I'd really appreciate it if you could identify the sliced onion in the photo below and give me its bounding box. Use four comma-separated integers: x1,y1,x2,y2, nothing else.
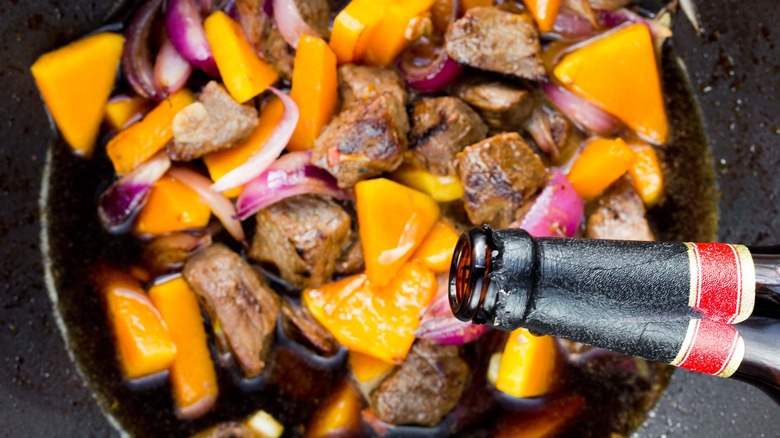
235,152,350,220
551,8,597,39
596,8,673,39
122,0,166,100
211,87,299,193
166,0,219,76
416,274,489,345
524,107,559,159
272,0,319,48
167,167,246,243
680,0,702,34
98,152,171,233
154,36,193,96
399,38,463,93
541,81,619,135
515,170,584,238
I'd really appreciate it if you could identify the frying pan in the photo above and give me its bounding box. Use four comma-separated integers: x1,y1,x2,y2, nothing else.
1,0,778,436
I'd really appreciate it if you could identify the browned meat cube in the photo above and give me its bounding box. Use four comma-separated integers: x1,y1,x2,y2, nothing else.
169,81,259,161
295,0,331,39
339,64,409,109
313,93,410,188
370,340,469,427
452,76,534,133
405,97,488,177
280,298,339,356
454,132,548,228
335,229,364,276
260,20,294,80
183,244,280,378
445,7,545,80
249,195,352,289
585,177,655,241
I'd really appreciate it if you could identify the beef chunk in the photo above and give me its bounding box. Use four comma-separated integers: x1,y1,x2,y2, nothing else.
295,0,331,39
585,177,655,241
169,81,258,161
249,195,352,289
405,97,487,177
313,93,409,188
445,7,545,80
452,76,534,133
335,228,364,276
260,20,295,80
183,244,280,377
370,340,469,427
280,298,339,356
454,133,548,228
338,64,409,109
141,231,212,277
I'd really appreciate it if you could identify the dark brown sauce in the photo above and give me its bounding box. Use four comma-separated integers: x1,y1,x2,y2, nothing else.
41,33,716,438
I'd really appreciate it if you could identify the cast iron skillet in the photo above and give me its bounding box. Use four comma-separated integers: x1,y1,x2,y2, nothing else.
1,0,778,436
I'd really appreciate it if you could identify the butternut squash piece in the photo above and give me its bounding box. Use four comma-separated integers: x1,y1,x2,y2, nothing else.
553,24,668,144
567,137,636,201
389,165,465,202
107,89,194,175
303,260,437,363
628,142,665,206
412,220,460,273
30,32,124,157
355,178,440,287
460,0,493,10
288,35,338,151
329,0,387,64
105,95,149,131
525,0,562,32
134,175,211,235
495,328,558,398
364,0,436,67
149,277,218,419
349,351,395,384
204,11,279,103
306,380,363,438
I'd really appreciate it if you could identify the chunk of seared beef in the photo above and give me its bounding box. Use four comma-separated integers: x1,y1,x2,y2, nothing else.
370,340,469,427
313,93,409,188
445,7,545,80
405,97,487,177
141,231,212,277
452,76,534,133
260,20,295,80
454,133,548,228
338,65,409,109
585,177,655,241
280,298,339,356
295,0,331,39
249,195,352,289
169,82,259,161
335,228,364,276
183,244,280,377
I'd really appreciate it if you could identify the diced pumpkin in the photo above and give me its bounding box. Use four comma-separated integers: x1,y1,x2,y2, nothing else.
149,277,218,419
628,142,665,206
349,351,395,384
389,164,465,202
107,89,194,175
134,175,211,236
329,0,388,64
288,35,338,151
495,328,558,398
364,0,437,67
553,24,668,144
204,97,285,198
204,11,279,103
355,178,440,286
305,380,363,438
30,32,124,157
525,0,562,32
303,260,437,364
105,95,150,131
94,267,176,380
413,220,460,273
495,395,585,438
460,0,493,10
566,137,635,201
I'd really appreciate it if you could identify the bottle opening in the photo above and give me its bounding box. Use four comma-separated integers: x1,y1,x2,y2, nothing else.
449,227,492,323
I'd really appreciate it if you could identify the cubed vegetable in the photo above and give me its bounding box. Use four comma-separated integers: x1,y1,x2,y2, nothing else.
389,164,465,202
303,260,437,363
30,32,124,157
134,175,211,235
553,24,668,144
460,0,493,10
525,0,562,32
356,178,440,286
567,137,636,201
628,142,665,206
105,95,150,131
329,0,387,64
204,11,279,103
364,0,436,67
149,277,218,419
305,380,363,438
495,329,558,398
413,220,460,273
349,351,395,384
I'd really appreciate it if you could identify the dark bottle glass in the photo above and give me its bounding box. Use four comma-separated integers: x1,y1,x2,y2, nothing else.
449,226,780,403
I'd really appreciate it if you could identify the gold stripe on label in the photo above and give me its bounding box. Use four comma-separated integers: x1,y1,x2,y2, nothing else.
683,243,700,310
718,335,745,378
670,319,698,367
732,245,756,324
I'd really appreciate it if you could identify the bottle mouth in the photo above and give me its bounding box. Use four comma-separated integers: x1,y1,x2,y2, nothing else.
449,226,492,323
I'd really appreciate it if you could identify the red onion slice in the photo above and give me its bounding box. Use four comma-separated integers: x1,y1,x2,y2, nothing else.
515,170,584,238
416,275,489,345
596,8,673,39
235,152,350,220
122,0,166,100
211,87,300,193
399,38,463,93
541,81,619,135
551,7,598,39
167,167,246,243
98,152,171,233
166,0,219,76
272,0,319,48
154,36,193,96
524,107,559,159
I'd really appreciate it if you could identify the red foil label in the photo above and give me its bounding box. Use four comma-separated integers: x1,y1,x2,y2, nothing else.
670,318,744,377
685,243,755,324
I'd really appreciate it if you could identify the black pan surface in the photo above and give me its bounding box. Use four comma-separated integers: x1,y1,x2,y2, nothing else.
0,0,778,436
